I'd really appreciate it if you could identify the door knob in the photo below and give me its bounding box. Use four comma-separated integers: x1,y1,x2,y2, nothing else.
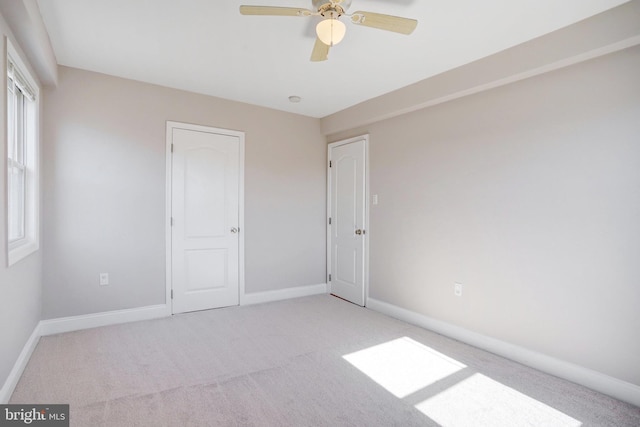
355,229,363,235
230,227,239,234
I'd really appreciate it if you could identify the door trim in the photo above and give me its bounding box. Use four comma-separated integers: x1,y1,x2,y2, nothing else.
327,134,370,305
166,121,245,314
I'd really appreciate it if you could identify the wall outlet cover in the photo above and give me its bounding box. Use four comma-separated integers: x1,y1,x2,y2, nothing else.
454,282,463,297
99,273,109,286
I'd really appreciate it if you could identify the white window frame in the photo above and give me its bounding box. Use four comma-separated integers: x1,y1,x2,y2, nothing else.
6,39,39,266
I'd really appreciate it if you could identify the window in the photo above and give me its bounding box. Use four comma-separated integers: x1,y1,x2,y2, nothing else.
6,41,39,266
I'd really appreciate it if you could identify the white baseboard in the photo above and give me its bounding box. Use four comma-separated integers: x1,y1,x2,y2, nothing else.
0,324,41,404
242,283,327,306
39,304,170,336
366,297,640,408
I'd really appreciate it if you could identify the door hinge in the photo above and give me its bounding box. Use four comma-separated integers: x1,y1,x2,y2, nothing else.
329,160,332,168
170,217,174,226
328,217,332,225
328,274,332,282
171,144,174,153
171,289,173,299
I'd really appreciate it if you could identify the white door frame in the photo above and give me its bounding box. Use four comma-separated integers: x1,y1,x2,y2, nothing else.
165,121,245,313
327,134,370,305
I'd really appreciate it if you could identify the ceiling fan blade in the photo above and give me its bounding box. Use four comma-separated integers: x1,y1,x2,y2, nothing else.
351,11,418,35
240,6,311,17
310,38,330,62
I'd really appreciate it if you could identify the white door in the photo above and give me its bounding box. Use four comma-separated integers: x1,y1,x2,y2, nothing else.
169,123,242,314
328,136,367,306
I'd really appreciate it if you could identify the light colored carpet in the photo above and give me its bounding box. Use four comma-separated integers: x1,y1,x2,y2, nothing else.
10,295,640,426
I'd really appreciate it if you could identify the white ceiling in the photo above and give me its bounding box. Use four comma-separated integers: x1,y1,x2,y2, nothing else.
36,0,629,118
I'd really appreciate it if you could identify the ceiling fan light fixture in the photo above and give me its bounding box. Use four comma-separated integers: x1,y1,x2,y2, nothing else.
316,17,346,46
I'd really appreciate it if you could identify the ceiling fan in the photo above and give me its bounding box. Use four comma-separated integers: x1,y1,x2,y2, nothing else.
240,0,418,62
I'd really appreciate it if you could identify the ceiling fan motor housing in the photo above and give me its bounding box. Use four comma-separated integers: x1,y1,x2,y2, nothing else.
313,0,351,14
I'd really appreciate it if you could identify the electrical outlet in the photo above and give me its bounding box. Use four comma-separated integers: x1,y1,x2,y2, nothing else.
454,282,463,297
99,273,109,286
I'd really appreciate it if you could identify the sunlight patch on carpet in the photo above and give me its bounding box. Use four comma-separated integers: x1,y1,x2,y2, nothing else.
342,337,466,398
415,373,582,426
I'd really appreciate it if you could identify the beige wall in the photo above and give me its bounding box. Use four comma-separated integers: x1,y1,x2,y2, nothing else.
42,66,326,319
329,46,640,386
0,17,42,393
